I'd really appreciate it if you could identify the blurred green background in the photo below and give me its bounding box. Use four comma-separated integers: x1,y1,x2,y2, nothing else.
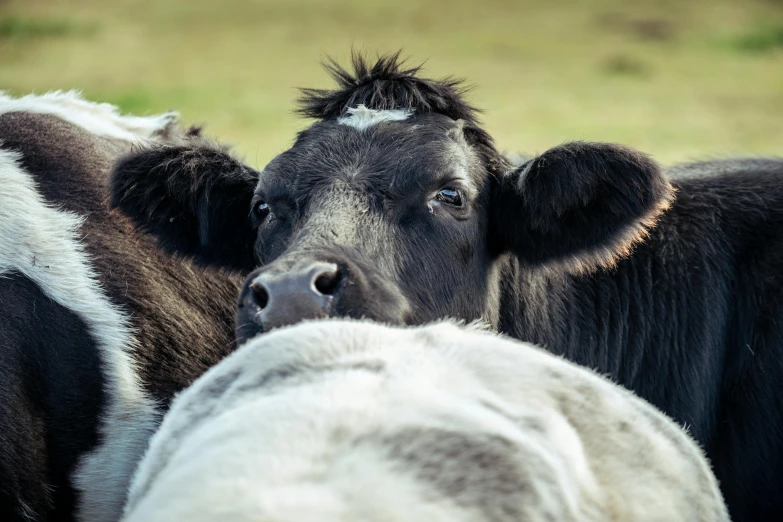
1,0,781,167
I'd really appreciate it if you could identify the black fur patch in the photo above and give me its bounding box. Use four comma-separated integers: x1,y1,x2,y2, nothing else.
491,141,674,272
109,139,260,272
0,273,104,521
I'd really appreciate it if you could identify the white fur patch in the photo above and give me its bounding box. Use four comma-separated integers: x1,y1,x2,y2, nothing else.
0,150,160,522
124,319,729,522
0,90,178,141
336,104,413,131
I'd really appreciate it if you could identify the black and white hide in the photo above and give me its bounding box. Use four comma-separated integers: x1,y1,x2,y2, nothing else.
0,91,249,521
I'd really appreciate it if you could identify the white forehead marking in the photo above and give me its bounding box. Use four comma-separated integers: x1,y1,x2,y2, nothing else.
337,104,413,131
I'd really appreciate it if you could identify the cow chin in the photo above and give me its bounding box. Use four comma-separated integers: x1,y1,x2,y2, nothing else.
234,255,413,346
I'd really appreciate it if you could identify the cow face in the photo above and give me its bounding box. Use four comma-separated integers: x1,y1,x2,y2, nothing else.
233,111,495,342
110,54,673,345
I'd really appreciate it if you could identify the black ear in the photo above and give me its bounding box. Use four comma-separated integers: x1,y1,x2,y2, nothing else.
490,141,674,273
108,140,259,272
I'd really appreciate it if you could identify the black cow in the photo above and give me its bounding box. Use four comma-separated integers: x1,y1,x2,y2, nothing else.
0,91,249,521
110,54,783,522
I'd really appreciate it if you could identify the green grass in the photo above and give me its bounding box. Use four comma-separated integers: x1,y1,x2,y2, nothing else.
729,23,783,52
0,15,94,39
0,0,781,167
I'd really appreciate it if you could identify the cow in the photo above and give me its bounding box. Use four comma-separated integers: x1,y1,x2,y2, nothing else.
109,53,783,522
122,319,729,522
0,91,250,521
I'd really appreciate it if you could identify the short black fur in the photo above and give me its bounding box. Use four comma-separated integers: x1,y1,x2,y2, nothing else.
491,141,673,272
0,273,104,521
109,140,260,272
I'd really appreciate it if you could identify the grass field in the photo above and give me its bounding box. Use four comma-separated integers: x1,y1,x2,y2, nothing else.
1,0,781,167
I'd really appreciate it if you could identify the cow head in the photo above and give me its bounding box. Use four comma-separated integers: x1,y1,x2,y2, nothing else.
110,53,673,345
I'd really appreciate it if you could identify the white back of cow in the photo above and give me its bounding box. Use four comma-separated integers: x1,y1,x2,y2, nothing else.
0,90,178,141
123,320,728,522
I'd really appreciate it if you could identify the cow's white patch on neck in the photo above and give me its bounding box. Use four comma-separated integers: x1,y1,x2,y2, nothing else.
0,90,178,141
337,104,413,131
0,150,160,522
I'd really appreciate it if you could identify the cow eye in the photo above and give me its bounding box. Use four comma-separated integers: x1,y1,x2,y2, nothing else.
435,188,463,207
254,201,271,220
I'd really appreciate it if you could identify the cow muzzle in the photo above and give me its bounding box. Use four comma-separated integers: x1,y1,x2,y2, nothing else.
236,260,340,343
235,254,413,345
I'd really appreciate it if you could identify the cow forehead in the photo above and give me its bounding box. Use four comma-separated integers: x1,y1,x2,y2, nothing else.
260,114,480,196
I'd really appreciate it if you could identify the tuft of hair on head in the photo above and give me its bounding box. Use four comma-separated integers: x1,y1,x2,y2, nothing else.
297,50,510,174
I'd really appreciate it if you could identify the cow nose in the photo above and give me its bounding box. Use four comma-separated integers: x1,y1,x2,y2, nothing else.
237,262,341,342
250,262,341,311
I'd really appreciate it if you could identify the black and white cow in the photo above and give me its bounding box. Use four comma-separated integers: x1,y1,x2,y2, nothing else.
0,91,250,521
110,54,783,522
122,319,729,522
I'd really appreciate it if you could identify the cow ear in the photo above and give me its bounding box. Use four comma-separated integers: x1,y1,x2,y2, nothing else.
108,141,259,272
490,142,673,273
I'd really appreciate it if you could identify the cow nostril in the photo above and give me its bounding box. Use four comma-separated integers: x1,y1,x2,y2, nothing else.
250,282,269,309
314,269,341,296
